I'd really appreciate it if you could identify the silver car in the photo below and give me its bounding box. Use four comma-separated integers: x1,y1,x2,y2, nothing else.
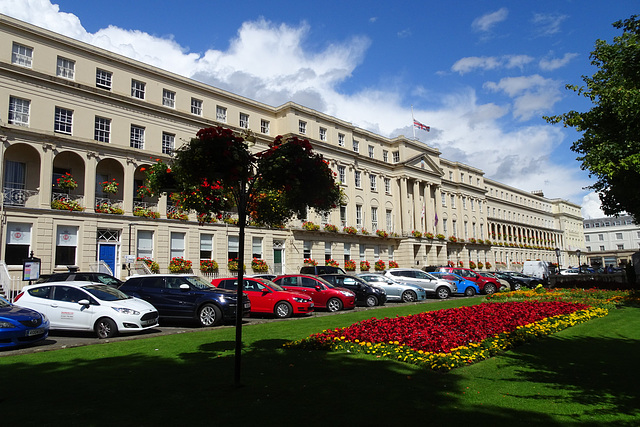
357,273,427,302
383,268,457,299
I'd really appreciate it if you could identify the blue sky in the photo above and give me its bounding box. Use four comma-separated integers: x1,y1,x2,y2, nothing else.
2,0,638,218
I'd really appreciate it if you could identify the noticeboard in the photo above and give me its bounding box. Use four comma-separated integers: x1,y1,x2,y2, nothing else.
22,256,41,282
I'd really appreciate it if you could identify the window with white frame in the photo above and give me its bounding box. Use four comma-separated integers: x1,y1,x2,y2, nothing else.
56,56,75,79
359,243,365,260
228,235,239,260
96,69,112,90
12,43,33,67
471,199,475,211
585,235,591,242
170,232,186,260
451,195,455,208
389,245,394,260
94,116,111,143
384,178,391,194
617,244,624,250
343,243,351,262
356,205,363,227
386,210,392,231
131,79,145,99
352,139,359,153
452,219,457,236
354,171,361,188
616,233,623,239
340,205,347,227
239,113,249,129
5,222,31,265
137,230,153,259
54,107,73,134
260,119,270,134
374,245,379,259
599,234,604,241
162,132,175,155
200,234,214,260
325,242,332,262
55,226,78,266
4,161,26,192
464,221,468,239
369,174,377,191
303,241,312,259
462,197,466,209
383,150,388,162
299,120,306,134
191,98,202,116
338,133,345,147
130,125,145,149
478,200,482,213
216,106,227,122
371,207,378,230
443,218,448,234
368,145,374,158
8,96,30,126
319,127,327,141
162,89,176,108
441,193,446,206
338,166,346,184
600,245,605,251
392,151,399,162
252,237,263,259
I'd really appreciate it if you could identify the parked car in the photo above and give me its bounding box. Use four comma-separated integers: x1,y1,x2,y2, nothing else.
319,274,387,307
211,277,314,318
495,271,544,289
426,266,500,295
356,273,427,302
14,281,158,338
481,272,511,291
429,272,480,296
246,273,278,281
383,268,456,299
0,295,49,348
35,271,123,288
299,265,346,275
272,274,356,312
522,261,552,283
119,274,250,327
559,268,580,275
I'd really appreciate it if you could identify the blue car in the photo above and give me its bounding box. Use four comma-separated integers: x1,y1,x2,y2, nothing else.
0,296,49,348
430,272,480,297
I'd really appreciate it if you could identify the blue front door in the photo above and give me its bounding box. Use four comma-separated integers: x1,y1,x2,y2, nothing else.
99,244,117,275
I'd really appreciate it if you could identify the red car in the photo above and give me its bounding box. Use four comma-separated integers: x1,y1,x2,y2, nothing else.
211,277,314,318
272,274,356,312
432,267,501,294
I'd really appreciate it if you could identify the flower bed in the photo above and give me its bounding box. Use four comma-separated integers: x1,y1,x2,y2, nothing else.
286,298,609,371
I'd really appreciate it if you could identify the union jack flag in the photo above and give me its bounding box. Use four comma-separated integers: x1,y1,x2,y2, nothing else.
413,119,430,132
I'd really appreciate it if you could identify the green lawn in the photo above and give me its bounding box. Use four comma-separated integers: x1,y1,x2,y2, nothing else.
2,297,639,426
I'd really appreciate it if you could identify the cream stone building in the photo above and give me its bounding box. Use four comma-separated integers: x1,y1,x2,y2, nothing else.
0,15,584,295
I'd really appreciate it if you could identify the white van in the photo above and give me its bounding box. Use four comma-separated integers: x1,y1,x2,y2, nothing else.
522,261,551,283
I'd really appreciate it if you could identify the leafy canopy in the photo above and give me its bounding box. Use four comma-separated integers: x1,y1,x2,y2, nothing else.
545,15,640,224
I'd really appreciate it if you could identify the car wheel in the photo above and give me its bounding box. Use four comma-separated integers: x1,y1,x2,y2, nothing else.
198,303,222,327
464,286,476,297
435,286,451,299
483,283,497,295
94,317,117,339
274,301,293,318
401,290,417,303
511,282,522,291
326,297,343,312
365,295,378,307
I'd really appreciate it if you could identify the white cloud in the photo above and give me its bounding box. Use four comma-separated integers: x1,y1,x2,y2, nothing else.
539,53,579,71
472,8,508,32
581,192,605,219
532,13,568,37
452,55,533,74
484,75,563,120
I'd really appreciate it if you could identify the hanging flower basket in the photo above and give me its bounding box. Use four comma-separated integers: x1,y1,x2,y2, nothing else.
325,259,339,267
388,260,399,269
304,258,318,266
360,260,371,271
344,259,356,271
57,173,78,191
374,260,386,271
101,179,119,194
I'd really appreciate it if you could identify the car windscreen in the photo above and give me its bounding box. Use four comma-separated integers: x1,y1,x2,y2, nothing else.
258,279,285,291
96,275,122,287
184,276,216,289
0,296,10,308
84,284,131,301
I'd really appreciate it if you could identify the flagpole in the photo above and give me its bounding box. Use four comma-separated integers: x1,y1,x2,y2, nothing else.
411,105,416,140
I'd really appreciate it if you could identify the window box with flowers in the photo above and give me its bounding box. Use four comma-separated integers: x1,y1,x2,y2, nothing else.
457,261,464,267
133,206,160,218
324,223,338,232
57,172,78,191
325,259,339,267
388,260,399,269
168,257,192,273
137,257,160,273
425,232,434,239
95,202,124,215
197,212,217,224
376,230,388,238
222,216,238,225
447,260,454,267
436,234,445,240
344,259,356,271
302,221,320,231
343,226,357,235
303,258,318,266
101,179,119,194
200,259,219,273
485,262,492,269
360,228,370,235
360,260,371,271
411,230,422,238
448,235,458,243
228,258,245,272
167,211,189,221
51,198,84,211
477,261,484,269
469,260,477,269
252,258,269,272
468,238,477,244
374,259,386,271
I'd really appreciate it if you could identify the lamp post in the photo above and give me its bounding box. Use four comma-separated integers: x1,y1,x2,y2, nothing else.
576,249,581,274
554,247,561,273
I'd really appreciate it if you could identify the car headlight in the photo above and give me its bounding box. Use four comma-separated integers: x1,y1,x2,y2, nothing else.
0,320,16,329
340,291,355,297
293,297,310,303
112,307,140,315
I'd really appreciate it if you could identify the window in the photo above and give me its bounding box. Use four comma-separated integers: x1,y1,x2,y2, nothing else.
94,117,111,143
261,119,270,134
462,197,466,209
616,233,623,239
389,245,394,261
162,132,175,155
354,171,361,188
162,89,176,108
586,246,591,252
369,174,377,191
368,145,374,158
130,125,145,149
239,113,249,129
343,243,351,263
131,79,145,99
56,56,75,79
392,151,400,162
8,96,30,126
374,245,380,259
96,69,112,90
371,207,378,230
228,235,240,260
471,199,475,211
54,107,73,134
353,139,359,153
449,171,453,180
191,98,202,115
252,237,263,259
299,120,306,134
585,235,591,242
4,161,26,192
12,43,33,67
338,133,345,147
340,205,347,227
598,234,604,241
600,245,605,251
170,232,186,260
452,219,457,236
441,193,446,206
216,106,227,122
383,150,388,162
319,127,327,141
460,173,464,182
384,178,391,194
5,223,31,265
338,166,346,184
359,244,365,260
386,210,392,231
356,205,363,227
137,230,153,259
617,244,624,250
451,195,455,208
443,218,448,234
325,242,332,262
303,241,312,259
55,226,78,266
478,201,482,213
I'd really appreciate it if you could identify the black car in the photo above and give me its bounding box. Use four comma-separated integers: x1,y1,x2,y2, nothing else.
119,274,251,327
36,271,123,288
319,274,387,307
496,271,545,289
299,265,346,275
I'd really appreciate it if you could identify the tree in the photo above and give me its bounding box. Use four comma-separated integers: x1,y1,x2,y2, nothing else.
545,15,640,224
143,126,341,384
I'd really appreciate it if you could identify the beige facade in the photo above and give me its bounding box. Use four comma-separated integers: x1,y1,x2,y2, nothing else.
0,15,583,294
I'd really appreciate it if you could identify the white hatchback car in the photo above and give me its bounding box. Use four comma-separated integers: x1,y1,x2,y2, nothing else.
14,281,159,338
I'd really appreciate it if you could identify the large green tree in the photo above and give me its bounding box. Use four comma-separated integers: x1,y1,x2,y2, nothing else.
545,15,640,223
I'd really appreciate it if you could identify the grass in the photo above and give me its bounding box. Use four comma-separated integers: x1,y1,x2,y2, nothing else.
1,295,639,426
